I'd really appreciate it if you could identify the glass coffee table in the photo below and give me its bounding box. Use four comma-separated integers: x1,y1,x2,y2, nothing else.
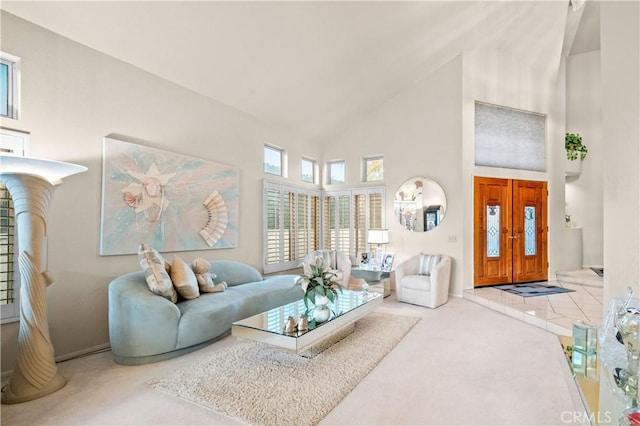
232,289,381,357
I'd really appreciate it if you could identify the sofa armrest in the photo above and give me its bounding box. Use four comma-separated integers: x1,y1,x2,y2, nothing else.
109,271,181,360
429,256,452,308
394,255,419,300
336,251,352,287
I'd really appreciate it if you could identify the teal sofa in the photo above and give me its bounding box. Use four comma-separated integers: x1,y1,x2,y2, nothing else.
108,260,303,365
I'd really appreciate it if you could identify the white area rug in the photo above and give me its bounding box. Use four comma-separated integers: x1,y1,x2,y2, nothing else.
147,312,419,426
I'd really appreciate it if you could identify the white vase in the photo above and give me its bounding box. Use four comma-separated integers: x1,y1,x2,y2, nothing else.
313,305,331,323
313,293,332,323
314,294,330,306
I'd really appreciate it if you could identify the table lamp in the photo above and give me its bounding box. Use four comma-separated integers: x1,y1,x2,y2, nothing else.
0,154,87,404
367,229,389,265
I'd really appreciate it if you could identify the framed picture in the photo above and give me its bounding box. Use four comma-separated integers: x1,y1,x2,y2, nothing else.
359,252,371,266
100,137,240,255
381,252,395,272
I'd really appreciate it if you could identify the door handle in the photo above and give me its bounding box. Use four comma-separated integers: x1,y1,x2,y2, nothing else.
508,235,519,239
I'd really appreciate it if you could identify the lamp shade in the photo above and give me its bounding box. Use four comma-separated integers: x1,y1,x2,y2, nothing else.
0,154,87,185
367,228,389,244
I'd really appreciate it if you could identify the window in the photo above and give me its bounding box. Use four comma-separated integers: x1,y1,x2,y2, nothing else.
0,128,29,323
264,145,284,176
323,188,385,260
363,156,384,182
301,157,315,183
328,160,345,184
1,52,20,120
475,102,546,172
263,181,320,273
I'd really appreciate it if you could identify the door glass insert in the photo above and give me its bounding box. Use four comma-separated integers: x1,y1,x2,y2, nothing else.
524,206,536,255
486,205,500,258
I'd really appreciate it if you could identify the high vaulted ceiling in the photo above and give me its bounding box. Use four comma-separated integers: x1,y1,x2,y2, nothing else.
2,1,585,142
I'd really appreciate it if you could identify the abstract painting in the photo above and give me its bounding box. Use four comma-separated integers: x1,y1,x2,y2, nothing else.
100,137,239,255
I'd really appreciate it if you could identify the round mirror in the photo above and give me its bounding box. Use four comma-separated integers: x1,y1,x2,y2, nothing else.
393,177,447,232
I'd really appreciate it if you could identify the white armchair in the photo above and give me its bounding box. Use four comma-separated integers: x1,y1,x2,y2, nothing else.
395,254,452,308
303,250,352,288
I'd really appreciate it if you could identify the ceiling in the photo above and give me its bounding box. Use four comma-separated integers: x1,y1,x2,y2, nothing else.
2,1,594,143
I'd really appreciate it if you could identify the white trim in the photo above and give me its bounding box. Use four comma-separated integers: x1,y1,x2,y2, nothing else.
0,51,21,120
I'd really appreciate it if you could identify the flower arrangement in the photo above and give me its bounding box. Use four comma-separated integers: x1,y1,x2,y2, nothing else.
296,255,343,309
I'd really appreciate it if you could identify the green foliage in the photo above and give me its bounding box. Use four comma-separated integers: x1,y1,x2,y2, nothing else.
565,133,588,161
296,256,343,310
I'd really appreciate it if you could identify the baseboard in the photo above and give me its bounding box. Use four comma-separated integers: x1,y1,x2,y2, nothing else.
56,343,111,363
1,343,112,380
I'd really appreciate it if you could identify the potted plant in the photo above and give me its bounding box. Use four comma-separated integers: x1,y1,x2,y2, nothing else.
296,255,343,322
565,133,588,175
566,133,588,161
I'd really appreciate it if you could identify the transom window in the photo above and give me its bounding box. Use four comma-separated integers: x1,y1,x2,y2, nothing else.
1,52,20,120
328,160,345,184
264,145,284,176
363,156,384,182
301,157,315,183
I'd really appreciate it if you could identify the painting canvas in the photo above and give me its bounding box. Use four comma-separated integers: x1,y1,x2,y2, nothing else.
100,137,239,255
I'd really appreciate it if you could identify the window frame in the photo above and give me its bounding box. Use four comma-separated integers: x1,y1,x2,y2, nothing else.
363,156,384,182
1,51,21,120
264,145,284,177
301,157,316,184
327,160,345,185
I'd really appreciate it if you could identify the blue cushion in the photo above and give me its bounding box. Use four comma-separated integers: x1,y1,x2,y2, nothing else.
209,260,263,287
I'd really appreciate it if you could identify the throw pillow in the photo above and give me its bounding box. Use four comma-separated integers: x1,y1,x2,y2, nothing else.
418,253,441,276
138,243,177,303
170,255,200,300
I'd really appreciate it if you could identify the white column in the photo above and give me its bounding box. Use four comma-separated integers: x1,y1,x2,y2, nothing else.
0,155,86,404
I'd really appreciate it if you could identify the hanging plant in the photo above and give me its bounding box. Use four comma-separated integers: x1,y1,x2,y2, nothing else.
565,133,588,161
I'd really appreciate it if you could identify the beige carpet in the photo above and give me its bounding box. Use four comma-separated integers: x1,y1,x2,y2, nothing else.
146,312,419,426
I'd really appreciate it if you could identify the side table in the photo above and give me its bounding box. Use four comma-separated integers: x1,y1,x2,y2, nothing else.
350,268,391,298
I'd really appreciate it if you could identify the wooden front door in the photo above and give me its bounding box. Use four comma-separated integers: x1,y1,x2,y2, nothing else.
474,177,548,287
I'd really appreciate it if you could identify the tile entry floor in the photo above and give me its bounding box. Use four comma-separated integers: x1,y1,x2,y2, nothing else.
463,278,603,336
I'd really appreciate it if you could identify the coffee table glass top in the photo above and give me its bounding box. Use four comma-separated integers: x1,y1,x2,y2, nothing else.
232,289,380,338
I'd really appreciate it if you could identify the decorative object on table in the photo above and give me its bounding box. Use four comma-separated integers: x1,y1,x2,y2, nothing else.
100,137,239,255
359,252,371,267
361,282,370,295
572,320,598,377
381,252,395,272
312,295,332,323
302,250,352,288
283,316,298,334
600,286,640,409
296,255,343,320
619,407,640,425
367,229,389,266
297,315,309,332
0,154,87,404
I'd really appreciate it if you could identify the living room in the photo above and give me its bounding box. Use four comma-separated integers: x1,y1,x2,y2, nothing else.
1,1,639,424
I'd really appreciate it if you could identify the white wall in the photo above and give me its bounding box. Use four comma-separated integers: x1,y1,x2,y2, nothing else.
322,56,464,296
0,12,319,372
462,49,568,288
599,1,640,420
565,50,603,268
